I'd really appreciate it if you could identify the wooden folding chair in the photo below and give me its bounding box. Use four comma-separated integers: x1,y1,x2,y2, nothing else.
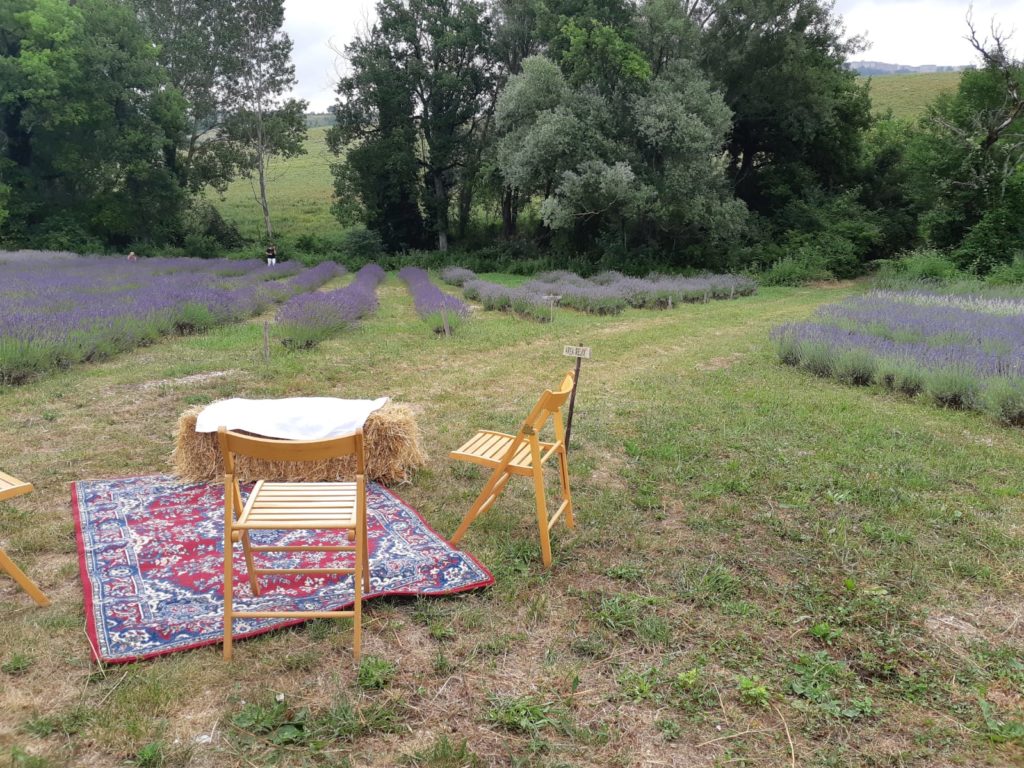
0,471,50,606
449,371,576,568
218,428,370,661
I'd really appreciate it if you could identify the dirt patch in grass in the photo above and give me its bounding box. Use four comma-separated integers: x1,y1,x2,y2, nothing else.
696,352,744,371
137,370,238,390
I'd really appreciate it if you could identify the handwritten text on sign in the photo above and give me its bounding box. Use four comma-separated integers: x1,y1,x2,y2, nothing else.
563,345,591,359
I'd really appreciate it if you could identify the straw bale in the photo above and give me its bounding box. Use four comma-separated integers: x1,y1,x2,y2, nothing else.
171,401,426,486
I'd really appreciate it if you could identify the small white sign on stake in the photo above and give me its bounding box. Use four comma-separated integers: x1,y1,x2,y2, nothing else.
563,345,591,359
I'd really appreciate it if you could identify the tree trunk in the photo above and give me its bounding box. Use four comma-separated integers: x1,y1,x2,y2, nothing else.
457,182,473,240
258,154,273,242
501,185,518,239
432,172,448,252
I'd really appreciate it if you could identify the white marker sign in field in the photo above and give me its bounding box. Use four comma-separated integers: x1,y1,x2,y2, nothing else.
563,345,591,359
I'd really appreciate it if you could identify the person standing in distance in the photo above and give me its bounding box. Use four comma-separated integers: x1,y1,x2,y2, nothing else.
265,243,277,266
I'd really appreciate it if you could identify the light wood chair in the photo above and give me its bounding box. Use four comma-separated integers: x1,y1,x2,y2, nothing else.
449,371,576,568
0,471,50,606
218,427,370,661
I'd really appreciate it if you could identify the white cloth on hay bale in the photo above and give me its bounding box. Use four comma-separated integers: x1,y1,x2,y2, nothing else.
194,397,389,440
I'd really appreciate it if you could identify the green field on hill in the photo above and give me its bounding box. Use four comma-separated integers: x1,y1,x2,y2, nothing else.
211,126,343,246
863,71,962,120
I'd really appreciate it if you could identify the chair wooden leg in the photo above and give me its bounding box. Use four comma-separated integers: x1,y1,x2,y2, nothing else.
558,447,574,529
532,466,553,569
451,469,511,546
0,550,50,606
352,522,363,662
360,519,370,594
224,523,234,661
240,530,260,597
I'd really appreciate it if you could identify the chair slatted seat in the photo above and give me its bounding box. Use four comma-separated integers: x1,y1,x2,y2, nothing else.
449,371,576,568
219,428,369,661
0,471,50,607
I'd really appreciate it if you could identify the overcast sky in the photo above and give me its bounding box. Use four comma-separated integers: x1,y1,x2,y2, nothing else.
283,0,1024,112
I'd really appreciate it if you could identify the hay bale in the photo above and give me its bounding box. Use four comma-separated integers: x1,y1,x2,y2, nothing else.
171,401,427,486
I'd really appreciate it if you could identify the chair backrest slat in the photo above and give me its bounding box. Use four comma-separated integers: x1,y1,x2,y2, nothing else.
218,428,365,472
522,370,575,436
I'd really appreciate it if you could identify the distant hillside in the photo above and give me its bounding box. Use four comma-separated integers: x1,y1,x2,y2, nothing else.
305,113,334,128
862,71,962,120
849,61,967,76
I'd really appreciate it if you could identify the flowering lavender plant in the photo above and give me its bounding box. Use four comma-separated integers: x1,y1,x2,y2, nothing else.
772,289,1024,427
275,263,383,349
0,251,331,384
398,267,470,334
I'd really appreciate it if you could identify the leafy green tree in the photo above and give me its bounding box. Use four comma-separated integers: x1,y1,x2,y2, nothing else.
131,0,244,192
219,0,306,243
698,0,871,214
907,25,1024,271
331,0,493,252
0,0,186,247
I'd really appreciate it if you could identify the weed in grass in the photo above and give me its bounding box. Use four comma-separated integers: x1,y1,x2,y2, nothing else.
231,698,309,745
592,594,671,647
737,676,770,709
485,695,569,735
429,620,456,641
605,563,644,582
525,593,549,626
616,666,663,702
2,654,33,675
568,632,609,658
401,734,481,767
357,655,397,690
655,718,682,742
677,562,743,604
432,650,455,676
313,694,406,741
131,741,168,768
809,622,843,644
280,649,320,672
978,697,1024,745
8,747,56,768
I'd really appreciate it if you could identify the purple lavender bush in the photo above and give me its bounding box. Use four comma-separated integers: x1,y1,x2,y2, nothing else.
772,290,1024,426
398,267,470,334
439,267,476,287
276,263,383,349
0,252,331,384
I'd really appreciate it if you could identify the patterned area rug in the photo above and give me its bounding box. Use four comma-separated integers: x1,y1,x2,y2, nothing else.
72,475,492,663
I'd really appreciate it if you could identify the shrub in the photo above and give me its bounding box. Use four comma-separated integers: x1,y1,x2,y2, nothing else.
925,368,981,410
760,254,832,286
983,378,1024,427
833,348,877,386
339,227,384,265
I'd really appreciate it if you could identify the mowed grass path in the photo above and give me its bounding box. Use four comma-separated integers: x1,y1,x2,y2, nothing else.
1,278,1023,767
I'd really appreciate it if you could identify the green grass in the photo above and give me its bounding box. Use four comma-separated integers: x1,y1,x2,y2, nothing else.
864,71,962,120
210,126,342,243
2,278,1024,765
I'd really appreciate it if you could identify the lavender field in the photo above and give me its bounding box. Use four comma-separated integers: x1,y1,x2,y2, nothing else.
275,263,385,349
0,252,334,384
773,290,1024,425
398,267,469,334
445,268,756,321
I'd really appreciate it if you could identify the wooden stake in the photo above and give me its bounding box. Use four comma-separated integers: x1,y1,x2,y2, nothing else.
564,351,583,453
441,306,451,338
263,321,270,363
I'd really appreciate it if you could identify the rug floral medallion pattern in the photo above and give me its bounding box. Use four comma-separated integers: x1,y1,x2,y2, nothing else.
72,475,493,662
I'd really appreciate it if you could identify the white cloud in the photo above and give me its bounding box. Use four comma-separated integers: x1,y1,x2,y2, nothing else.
836,0,1024,66
283,0,377,112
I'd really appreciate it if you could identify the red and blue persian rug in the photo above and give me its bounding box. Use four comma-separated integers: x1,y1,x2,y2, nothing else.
71,475,493,663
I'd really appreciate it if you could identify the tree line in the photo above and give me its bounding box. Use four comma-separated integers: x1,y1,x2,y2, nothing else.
1,0,1021,279
330,0,1023,276
0,0,304,252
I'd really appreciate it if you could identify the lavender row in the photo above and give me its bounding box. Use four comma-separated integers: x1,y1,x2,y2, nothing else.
275,264,384,349
397,268,470,334
444,267,755,320
0,253,329,384
772,290,1024,427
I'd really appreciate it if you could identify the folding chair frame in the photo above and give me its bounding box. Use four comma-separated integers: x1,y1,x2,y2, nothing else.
449,372,575,568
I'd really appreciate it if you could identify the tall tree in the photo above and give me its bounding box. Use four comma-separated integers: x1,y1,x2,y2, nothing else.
220,0,307,243
697,0,871,215
131,0,242,192
0,0,186,247
331,0,493,252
